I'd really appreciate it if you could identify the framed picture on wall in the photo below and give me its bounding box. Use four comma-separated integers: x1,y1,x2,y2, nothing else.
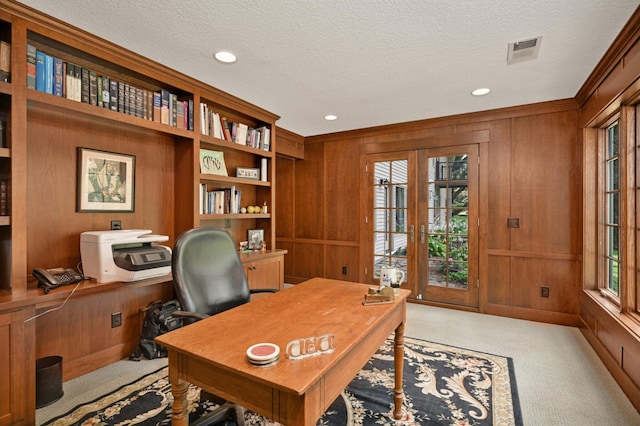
247,228,264,250
77,147,135,212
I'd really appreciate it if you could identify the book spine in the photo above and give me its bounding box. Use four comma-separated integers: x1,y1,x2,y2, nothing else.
97,76,103,107
80,67,89,102
35,51,46,92
153,91,161,122
109,79,118,111
89,70,97,105
117,81,126,112
102,75,110,108
160,90,169,125
0,179,7,216
171,93,177,127
188,99,194,131
43,54,53,94
53,57,63,96
73,64,82,101
135,87,143,118
26,44,37,89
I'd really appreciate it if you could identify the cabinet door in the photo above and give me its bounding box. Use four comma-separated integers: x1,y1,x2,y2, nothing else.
0,310,28,426
245,256,284,300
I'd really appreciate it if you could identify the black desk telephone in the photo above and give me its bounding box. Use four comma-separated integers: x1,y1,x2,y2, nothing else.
33,267,84,293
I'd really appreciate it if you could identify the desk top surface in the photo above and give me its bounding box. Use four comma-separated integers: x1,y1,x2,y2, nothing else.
156,277,410,394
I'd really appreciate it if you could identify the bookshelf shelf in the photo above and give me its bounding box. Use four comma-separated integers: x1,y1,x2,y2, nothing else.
201,213,270,220
200,133,274,158
199,174,270,187
26,88,195,138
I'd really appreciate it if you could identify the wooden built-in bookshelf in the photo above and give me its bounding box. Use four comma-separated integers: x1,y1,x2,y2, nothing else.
0,1,283,423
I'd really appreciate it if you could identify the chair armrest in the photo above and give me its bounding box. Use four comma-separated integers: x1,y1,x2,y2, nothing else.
172,310,210,321
249,288,278,294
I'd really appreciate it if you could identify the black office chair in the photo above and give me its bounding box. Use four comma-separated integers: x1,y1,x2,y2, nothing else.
171,227,277,426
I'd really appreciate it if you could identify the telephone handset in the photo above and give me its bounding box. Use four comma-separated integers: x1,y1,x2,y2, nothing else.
33,267,84,293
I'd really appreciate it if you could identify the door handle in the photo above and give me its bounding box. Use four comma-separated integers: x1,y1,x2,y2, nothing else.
410,224,414,244
420,224,425,244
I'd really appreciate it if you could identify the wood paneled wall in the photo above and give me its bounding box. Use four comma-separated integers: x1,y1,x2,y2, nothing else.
276,99,582,325
27,103,176,275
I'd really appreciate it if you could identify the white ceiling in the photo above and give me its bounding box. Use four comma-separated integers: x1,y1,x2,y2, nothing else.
16,0,640,137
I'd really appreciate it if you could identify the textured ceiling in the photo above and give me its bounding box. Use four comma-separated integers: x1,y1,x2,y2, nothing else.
16,0,640,137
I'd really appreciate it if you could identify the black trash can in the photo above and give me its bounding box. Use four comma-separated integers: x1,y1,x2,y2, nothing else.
36,356,64,408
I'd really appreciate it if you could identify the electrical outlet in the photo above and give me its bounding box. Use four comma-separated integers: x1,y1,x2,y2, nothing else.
540,286,550,298
507,217,520,228
111,220,122,230
342,266,348,275
111,312,122,328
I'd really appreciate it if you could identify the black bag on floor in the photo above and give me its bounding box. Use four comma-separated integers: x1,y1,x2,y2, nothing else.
129,299,182,361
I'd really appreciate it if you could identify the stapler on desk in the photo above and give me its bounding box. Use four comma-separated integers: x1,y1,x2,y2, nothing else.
363,286,395,305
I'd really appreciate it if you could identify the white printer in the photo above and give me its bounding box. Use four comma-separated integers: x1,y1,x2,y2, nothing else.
80,229,172,283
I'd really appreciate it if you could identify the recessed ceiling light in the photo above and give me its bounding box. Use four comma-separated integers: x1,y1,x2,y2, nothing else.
324,114,338,121
471,88,491,96
214,51,237,63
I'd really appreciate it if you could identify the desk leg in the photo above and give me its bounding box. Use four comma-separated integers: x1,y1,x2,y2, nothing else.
393,321,405,420
170,378,189,426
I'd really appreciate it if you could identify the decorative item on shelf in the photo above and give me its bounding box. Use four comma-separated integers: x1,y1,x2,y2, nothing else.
0,179,7,215
262,202,268,214
236,167,260,180
199,149,228,176
247,229,264,250
76,147,135,212
260,158,268,182
239,241,248,251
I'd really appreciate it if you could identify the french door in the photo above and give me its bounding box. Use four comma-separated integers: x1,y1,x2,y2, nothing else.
368,145,479,308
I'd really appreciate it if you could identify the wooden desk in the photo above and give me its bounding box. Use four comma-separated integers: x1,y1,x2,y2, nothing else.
156,277,411,425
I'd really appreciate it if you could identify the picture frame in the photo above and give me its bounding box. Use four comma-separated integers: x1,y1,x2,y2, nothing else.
236,166,260,180
247,228,264,250
77,147,135,212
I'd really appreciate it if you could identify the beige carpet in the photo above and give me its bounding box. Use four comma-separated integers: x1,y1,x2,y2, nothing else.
36,303,640,425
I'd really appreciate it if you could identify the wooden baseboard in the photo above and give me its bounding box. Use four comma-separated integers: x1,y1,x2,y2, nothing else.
62,343,129,381
579,321,640,412
482,303,581,326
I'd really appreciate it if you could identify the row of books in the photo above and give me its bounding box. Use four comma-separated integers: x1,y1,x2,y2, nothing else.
199,184,242,215
200,103,271,151
0,41,9,82
26,45,194,130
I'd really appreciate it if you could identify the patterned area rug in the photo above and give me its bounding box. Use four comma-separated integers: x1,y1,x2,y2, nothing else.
43,337,522,425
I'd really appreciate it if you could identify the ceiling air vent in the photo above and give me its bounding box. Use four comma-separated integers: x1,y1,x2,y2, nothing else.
507,36,542,64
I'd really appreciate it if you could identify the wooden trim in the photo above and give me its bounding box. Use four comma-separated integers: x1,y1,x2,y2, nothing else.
620,106,636,313
301,99,578,143
582,127,598,291
276,127,305,159
576,6,640,106
483,302,580,327
488,249,580,261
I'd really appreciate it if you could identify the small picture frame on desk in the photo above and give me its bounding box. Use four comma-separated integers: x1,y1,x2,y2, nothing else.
247,229,264,250
77,147,135,212
236,167,260,180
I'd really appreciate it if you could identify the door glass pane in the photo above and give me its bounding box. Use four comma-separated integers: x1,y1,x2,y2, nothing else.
373,160,408,279
426,155,469,289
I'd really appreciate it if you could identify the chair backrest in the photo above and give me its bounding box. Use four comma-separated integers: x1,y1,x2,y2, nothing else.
172,227,250,319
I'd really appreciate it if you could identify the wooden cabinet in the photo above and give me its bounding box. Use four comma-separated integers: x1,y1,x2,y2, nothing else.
0,1,284,423
0,309,32,426
241,250,287,297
